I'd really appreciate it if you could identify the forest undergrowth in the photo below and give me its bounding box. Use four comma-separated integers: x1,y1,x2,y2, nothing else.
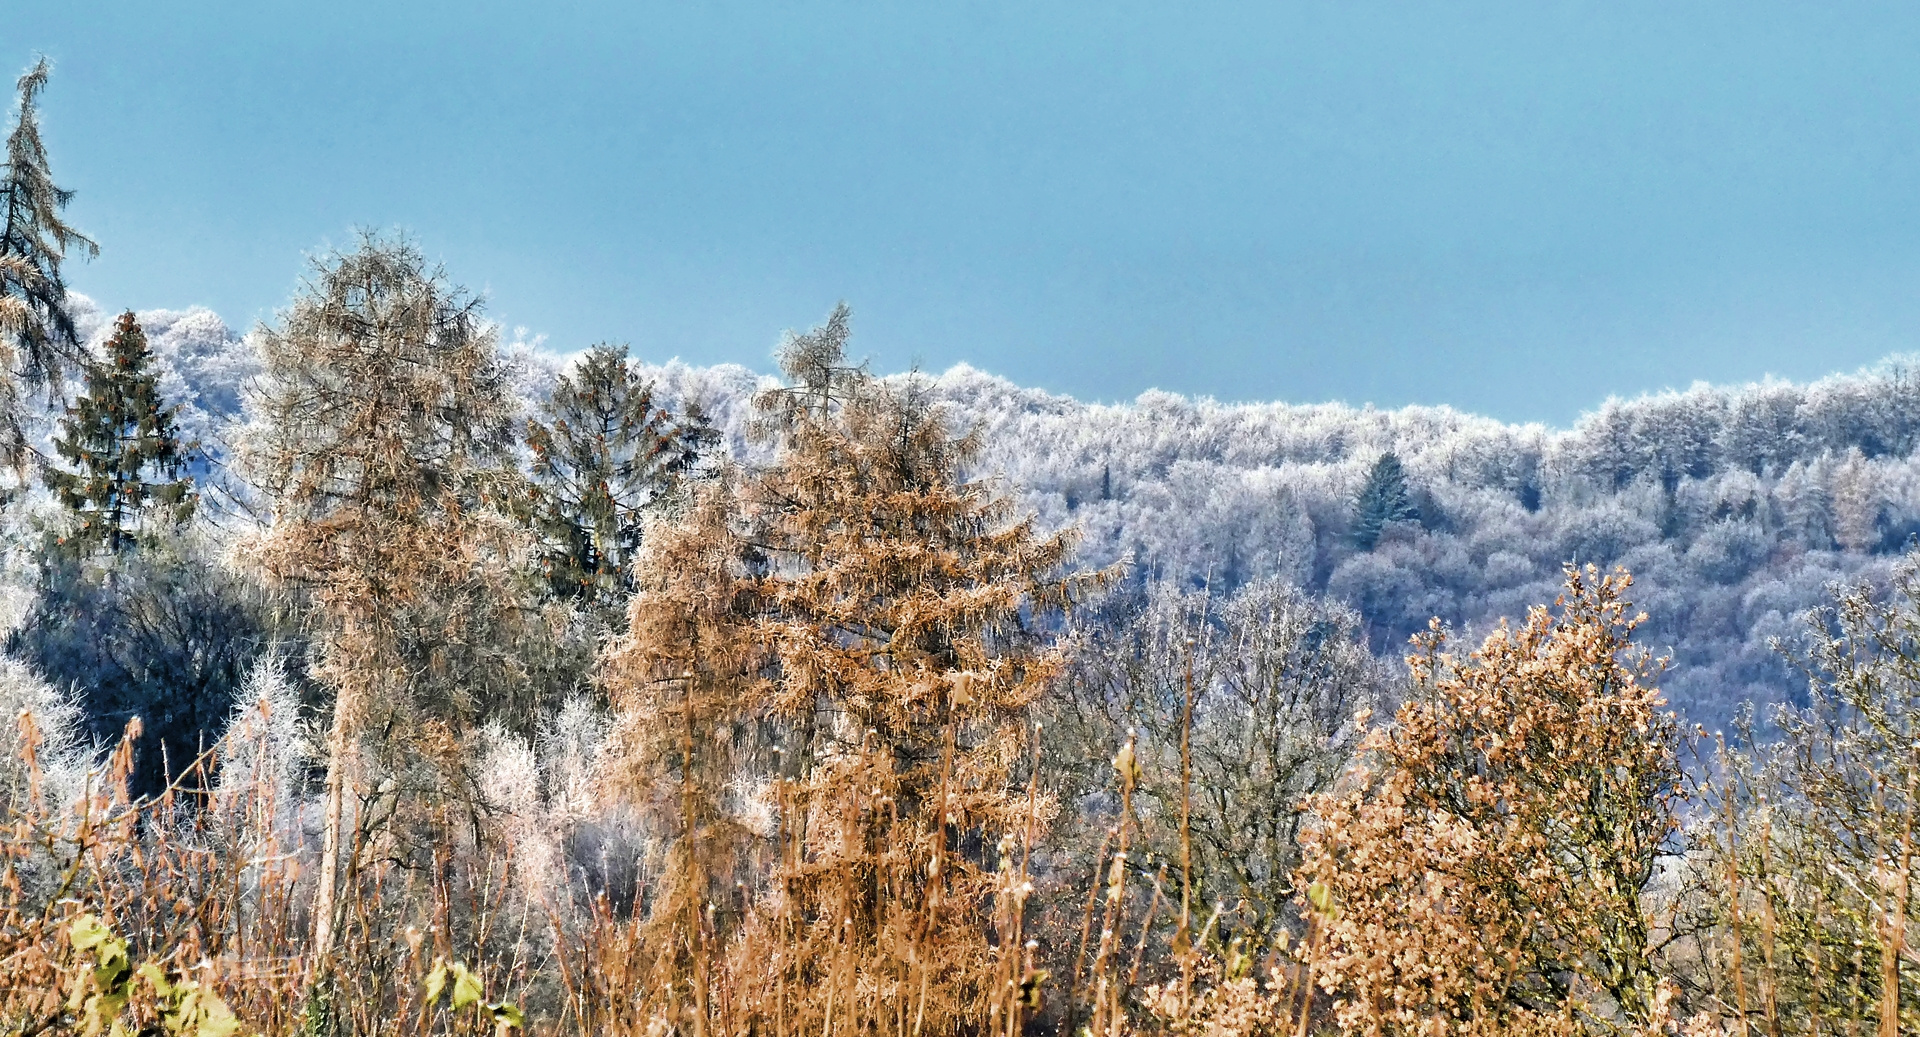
9,551,1920,1037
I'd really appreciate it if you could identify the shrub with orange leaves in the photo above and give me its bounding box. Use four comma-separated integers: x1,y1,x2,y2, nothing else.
1297,565,1683,1036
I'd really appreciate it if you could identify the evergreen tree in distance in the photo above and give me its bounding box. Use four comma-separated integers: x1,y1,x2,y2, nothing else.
525,343,715,612
1352,450,1418,550
44,311,195,553
0,57,96,468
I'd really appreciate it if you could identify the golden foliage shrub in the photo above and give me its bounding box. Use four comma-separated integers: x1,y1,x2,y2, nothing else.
1297,566,1683,1036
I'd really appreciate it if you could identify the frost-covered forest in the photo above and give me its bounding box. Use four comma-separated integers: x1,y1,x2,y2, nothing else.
15,52,1920,1037
46,293,1920,732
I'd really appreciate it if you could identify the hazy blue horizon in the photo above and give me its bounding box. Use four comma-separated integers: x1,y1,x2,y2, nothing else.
15,2,1920,424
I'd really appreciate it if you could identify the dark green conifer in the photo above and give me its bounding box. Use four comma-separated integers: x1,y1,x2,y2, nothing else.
1352,450,1418,550
525,343,714,611
0,58,96,469
44,311,195,552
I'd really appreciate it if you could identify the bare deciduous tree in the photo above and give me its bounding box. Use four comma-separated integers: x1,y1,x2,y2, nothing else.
1049,577,1386,954
1672,556,1920,1036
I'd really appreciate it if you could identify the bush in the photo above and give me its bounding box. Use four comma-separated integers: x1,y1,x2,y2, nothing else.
7,542,285,799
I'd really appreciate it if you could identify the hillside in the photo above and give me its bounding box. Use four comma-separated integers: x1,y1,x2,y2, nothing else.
67,296,1920,731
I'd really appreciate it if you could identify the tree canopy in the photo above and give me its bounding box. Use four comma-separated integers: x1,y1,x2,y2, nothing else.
44,311,195,553
525,342,713,614
1351,450,1419,550
0,57,95,469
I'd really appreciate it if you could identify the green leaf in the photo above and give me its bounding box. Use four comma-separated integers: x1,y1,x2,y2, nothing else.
193,991,244,1037
424,960,448,1005
94,951,132,995
83,990,129,1037
160,987,196,1035
136,962,173,998
488,1002,525,1033
70,913,114,953
450,964,484,1012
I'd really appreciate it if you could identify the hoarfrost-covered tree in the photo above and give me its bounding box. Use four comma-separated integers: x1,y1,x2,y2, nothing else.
1671,556,1920,1036
44,311,195,553
1050,577,1386,949
0,57,96,470
8,542,277,800
1830,447,1886,553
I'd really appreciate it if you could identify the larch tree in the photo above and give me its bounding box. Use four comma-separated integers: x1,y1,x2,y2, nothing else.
598,471,769,1035
602,305,1103,1037
1297,566,1683,1037
745,310,1104,1037
1351,451,1418,550
44,310,195,553
525,342,713,615
242,234,532,989
0,57,95,471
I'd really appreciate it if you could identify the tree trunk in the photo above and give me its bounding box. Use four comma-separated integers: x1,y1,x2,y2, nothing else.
310,699,351,979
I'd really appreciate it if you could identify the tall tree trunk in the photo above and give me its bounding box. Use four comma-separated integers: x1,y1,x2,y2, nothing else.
311,704,350,979
1880,768,1917,1037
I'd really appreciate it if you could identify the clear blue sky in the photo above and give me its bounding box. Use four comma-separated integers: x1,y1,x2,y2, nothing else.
13,2,1920,423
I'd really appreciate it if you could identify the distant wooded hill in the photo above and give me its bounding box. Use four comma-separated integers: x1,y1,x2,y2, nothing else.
74,295,1920,731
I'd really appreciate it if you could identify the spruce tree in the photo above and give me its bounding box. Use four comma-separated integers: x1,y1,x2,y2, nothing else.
1352,450,1418,549
0,58,96,467
44,311,194,553
524,343,713,612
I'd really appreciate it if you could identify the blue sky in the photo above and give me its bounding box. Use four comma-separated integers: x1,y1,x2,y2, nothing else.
13,2,1920,423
